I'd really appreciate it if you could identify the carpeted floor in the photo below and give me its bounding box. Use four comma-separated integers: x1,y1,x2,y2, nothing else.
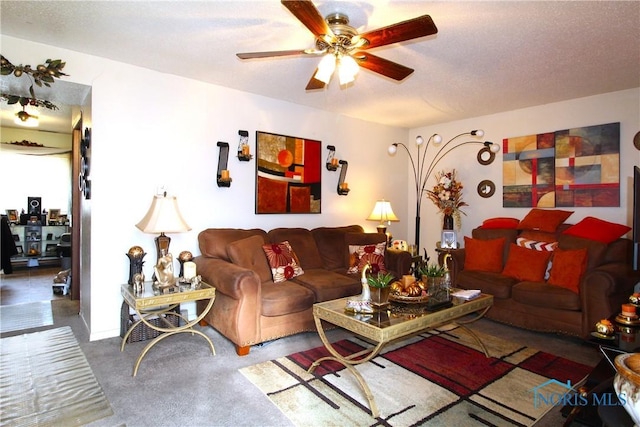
241,324,593,426
0,326,113,426
0,301,53,334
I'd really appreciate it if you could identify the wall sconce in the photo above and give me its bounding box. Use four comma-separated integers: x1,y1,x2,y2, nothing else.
326,145,338,171
388,130,500,251
216,141,232,187
337,160,350,195
237,130,252,161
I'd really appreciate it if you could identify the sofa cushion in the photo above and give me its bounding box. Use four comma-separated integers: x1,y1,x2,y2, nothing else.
267,228,323,269
502,243,552,282
547,247,588,294
463,236,505,273
563,216,631,244
456,270,517,299
517,208,574,232
260,281,315,317
262,241,304,283
512,281,581,311
557,234,606,270
347,242,387,275
292,268,361,302
481,217,520,229
311,225,364,270
226,235,272,283
198,228,267,260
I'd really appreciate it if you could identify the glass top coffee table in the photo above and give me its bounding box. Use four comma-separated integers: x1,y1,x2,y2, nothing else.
310,292,493,418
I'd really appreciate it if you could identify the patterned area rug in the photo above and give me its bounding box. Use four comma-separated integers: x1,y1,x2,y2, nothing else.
0,301,53,334
240,325,593,426
0,326,113,426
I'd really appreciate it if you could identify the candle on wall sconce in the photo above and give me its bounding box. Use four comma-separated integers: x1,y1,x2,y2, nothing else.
331,157,339,167
340,182,349,190
221,169,230,181
242,145,250,156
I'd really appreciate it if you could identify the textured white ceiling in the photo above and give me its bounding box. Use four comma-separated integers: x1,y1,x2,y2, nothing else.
1,1,639,133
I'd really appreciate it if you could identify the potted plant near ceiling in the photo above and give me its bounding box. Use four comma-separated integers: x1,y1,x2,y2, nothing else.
366,271,395,308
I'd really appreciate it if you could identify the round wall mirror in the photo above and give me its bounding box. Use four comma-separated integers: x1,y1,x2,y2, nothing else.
477,146,495,165
477,180,496,198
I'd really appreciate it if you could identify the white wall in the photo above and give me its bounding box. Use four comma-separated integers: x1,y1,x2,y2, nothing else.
410,88,640,261
2,36,409,340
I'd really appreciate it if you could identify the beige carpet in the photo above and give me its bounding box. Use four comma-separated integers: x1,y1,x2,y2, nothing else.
0,326,113,426
240,325,593,426
0,301,53,334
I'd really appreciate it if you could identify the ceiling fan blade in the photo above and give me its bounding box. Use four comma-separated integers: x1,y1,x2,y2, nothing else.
237,50,310,59
281,0,334,40
354,52,414,81
305,70,326,90
358,15,438,50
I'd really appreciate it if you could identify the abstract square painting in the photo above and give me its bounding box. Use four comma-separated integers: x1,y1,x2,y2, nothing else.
256,131,321,214
503,122,620,207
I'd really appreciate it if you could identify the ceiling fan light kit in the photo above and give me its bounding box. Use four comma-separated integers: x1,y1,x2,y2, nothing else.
236,0,438,89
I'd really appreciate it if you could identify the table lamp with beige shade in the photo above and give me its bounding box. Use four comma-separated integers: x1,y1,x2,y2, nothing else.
366,199,399,246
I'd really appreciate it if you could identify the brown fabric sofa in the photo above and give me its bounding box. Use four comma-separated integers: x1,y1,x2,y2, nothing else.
448,224,637,339
194,225,411,355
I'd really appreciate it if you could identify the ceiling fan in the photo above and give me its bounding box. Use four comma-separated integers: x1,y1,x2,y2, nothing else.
236,0,438,90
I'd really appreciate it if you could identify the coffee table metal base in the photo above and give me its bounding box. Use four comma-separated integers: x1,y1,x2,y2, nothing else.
308,295,492,418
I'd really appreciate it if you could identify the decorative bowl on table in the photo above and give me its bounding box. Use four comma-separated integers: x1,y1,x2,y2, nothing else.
614,352,640,426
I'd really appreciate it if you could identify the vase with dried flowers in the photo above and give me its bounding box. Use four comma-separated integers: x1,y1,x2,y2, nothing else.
425,169,468,230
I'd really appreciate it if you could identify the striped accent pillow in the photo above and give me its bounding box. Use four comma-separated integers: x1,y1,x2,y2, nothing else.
516,237,558,252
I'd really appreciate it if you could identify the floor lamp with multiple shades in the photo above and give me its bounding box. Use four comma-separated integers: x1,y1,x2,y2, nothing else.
387,130,500,253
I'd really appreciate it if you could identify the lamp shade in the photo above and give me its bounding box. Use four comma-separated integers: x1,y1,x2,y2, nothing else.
366,200,399,223
136,194,191,234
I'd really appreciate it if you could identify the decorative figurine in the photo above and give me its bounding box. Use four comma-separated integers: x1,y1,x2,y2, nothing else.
178,250,193,278
345,262,373,313
154,253,176,289
132,272,145,295
126,246,146,285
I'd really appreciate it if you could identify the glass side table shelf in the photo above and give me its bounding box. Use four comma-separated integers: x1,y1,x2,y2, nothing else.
120,281,216,376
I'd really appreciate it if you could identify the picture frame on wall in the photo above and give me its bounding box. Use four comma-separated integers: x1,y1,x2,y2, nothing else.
15,246,23,255
441,231,457,249
255,130,322,214
48,209,60,220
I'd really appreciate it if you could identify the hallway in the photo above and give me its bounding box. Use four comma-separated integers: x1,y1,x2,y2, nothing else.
0,266,68,306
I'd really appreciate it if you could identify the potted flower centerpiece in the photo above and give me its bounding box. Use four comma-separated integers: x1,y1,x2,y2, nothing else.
425,169,468,230
366,271,395,308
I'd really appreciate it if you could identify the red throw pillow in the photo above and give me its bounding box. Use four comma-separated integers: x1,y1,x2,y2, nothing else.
481,217,520,229
463,236,505,273
563,216,631,244
502,244,552,282
517,209,574,233
547,248,588,293
347,243,387,275
262,241,304,283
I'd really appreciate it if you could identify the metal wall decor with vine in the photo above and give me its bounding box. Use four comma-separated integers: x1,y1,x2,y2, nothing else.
1,55,68,98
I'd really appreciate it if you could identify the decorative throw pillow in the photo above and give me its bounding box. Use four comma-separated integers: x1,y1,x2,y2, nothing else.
347,242,387,275
562,216,631,244
516,237,558,252
517,209,574,233
463,236,505,273
517,237,557,279
262,241,304,283
481,217,520,229
502,243,552,282
547,247,588,293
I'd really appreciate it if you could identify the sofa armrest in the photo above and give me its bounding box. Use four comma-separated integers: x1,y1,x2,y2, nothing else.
193,256,262,301
580,263,639,336
385,248,412,278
